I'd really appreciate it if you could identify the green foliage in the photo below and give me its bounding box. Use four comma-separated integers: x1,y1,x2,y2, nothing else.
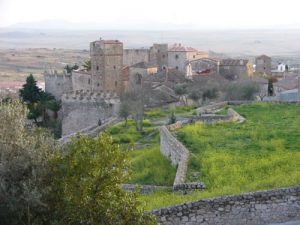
82,59,91,71
0,100,58,225
129,145,176,186
64,64,79,73
202,88,218,101
174,83,187,96
141,103,300,210
144,108,166,119
119,99,131,126
168,111,176,124
188,90,201,102
268,78,274,96
225,81,260,100
19,74,42,104
48,134,155,225
107,120,175,186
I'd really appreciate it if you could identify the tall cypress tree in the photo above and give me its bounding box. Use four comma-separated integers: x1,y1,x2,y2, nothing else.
19,74,42,104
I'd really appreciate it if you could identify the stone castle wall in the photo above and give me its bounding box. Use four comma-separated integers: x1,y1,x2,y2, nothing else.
152,186,300,225
44,71,72,99
61,91,120,135
123,49,150,66
72,71,92,91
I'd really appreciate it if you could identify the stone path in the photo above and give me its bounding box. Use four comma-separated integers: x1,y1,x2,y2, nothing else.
269,220,300,225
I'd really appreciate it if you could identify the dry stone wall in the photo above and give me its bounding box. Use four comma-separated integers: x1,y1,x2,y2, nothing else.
152,186,300,225
160,126,190,185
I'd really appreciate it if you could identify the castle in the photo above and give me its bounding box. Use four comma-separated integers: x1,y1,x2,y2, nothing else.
44,39,210,135
45,39,254,136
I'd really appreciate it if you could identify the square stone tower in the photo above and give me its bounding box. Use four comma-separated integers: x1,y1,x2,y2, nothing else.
149,44,168,70
90,39,123,93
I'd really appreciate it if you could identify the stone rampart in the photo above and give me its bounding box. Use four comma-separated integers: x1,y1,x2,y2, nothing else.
152,186,300,225
61,90,120,136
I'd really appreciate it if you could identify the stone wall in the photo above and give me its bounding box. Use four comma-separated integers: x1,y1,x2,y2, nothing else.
122,184,171,194
59,117,119,145
44,71,72,100
152,186,300,225
61,90,120,136
123,49,150,66
72,71,92,91
160,126,190,185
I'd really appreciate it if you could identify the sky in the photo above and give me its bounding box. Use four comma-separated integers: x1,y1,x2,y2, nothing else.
1,0,300,29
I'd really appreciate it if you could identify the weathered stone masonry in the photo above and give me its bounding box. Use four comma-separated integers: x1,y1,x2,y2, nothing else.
160,126,190,186
152,186,300,225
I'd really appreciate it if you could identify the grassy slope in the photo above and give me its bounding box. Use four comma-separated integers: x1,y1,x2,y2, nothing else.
106,120,176,186
140,103,300,210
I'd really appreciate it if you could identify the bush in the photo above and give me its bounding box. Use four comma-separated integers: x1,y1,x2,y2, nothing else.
225,81,260,100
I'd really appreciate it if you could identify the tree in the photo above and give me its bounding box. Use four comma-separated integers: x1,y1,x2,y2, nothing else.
38,91,55,123
19,74,42,104
268,78,274,96
64,64,79,73
82,59,92,71
168,111,176,125
47,134,155,225
202,88,218,102
0,100,58,225
47,100,61,120
119,99,131,127
174,83,187,105
225,81,260,101
188,90,201,104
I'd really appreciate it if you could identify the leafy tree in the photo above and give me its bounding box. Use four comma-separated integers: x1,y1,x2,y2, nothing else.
202,88,218,102
64,64,79,73
268,78,274,96
174,83,187,105
119,99,131,127
225,81,260,100
47,100,61,120
19,74,42,104
38,91,55,123
0,100,58,225
47,134,155,225
82,59,92,71
188,90,201,103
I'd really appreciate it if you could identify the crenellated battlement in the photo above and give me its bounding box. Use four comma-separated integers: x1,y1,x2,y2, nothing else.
61,89,119,103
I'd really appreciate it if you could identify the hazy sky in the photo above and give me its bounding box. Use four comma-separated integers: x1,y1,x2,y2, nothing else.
1,0,300,29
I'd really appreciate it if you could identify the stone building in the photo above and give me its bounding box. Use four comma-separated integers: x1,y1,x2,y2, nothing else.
90,39,123,94
168,43,208,73
219,59,249,80
255,54,272,74
123,43,168,70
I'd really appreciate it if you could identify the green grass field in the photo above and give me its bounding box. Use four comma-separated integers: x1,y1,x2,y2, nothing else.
106,119,176,186
139,103,300,210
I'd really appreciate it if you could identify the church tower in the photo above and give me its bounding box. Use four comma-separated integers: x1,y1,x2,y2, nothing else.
90,39,123,93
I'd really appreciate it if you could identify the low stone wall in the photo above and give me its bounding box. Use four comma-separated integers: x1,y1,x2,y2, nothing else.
122,184,171,194
196,101,228,115
59,117,119,145
160,126,190,185
152,186,300,225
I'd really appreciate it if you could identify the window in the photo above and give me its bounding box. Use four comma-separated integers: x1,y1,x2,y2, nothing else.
193,55,195,59
96,66,99,71
176,66,178,70
88,79,91,84
113,65,116,69
175,55,179,59
158,49,160,53
115,81,118,87
97,83,100,87
162,54,165,58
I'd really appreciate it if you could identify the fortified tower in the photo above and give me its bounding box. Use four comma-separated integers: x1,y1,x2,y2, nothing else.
149,43,168,70
90,39,123,93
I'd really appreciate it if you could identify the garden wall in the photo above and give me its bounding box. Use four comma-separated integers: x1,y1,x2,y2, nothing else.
152,186,300,225
160,126,190,185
